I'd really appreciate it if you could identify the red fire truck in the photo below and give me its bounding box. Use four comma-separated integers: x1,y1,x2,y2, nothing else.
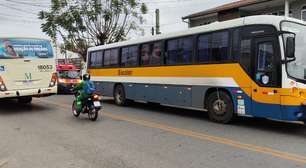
56,64,81,93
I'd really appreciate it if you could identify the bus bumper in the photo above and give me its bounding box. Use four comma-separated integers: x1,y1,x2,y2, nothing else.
281,105,306,121
0,87,57,98
58,83,74,93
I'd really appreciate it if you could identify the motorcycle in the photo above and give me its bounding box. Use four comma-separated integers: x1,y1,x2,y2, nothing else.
72,91,102,121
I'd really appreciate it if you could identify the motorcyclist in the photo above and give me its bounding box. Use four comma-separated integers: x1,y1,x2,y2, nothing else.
72,73,96,113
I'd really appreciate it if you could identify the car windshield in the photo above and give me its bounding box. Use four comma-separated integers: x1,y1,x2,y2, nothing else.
281,21,306,81
0,38,53,59
58,70,80,79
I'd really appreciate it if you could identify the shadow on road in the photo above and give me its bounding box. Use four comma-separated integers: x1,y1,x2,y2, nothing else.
103,99,306,137
0,99,52,115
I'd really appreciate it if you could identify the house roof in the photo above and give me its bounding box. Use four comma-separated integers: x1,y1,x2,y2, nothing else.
182,0,272,20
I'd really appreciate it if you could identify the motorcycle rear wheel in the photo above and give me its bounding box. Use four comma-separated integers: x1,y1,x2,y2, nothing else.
88,108,99,121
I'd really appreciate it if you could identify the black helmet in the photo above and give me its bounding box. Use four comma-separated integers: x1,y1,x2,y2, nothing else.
82,74,90,81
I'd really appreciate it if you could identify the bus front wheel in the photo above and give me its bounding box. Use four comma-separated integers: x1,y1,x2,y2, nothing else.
207,91,234,124
114,85,128,106
18,96,32,104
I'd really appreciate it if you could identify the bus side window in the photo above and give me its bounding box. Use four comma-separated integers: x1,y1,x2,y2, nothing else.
232,28,240,61
121,46,138,67
166,37,193,65
198,34,211,63
180,37,193,64
211,31,229,62
103,50,111,67
257,42,273,71
167,39,178,65
151,42,162,65
121,47,129,67
110,49,119,67
240,39,252,74
141,44,151,65
96,51,103,68
255,41,274,85
141,42,162,66
90,52,97,68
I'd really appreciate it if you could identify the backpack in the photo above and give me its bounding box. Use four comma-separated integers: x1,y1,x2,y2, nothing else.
84,81,96,94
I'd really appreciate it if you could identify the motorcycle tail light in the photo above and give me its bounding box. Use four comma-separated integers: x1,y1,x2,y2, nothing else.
0,76,7,92
49,72,57,87
93,94,102,101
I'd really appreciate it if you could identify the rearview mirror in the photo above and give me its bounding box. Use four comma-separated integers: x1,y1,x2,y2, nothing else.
286,37,295,59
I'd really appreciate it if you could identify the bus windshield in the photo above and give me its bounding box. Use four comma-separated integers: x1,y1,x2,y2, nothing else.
58,70,80,79
0,38,53,59
281,21,306,81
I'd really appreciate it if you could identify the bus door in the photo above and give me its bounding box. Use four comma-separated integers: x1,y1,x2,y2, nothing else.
251,36,281,119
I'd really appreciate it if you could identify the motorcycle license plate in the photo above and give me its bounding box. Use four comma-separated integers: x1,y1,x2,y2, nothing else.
93,101,101,107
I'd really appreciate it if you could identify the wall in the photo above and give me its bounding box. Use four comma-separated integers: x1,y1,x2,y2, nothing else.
188,0,306,28
189,15,218,28
291,0,306,19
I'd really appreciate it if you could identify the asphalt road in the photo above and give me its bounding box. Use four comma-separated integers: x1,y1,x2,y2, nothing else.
1,95,306,168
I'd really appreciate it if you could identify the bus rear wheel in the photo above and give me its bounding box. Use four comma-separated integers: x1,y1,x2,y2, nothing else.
114,85,128,106
18,96,32,104
207,91,234,124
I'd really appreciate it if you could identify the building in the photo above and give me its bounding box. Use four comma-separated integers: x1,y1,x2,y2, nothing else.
182,0,306,28
55,47,82,68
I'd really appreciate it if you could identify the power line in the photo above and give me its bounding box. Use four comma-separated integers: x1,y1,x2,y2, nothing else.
0,3,38,15
0,15,41,23
0,11,38,19
4,0,50,8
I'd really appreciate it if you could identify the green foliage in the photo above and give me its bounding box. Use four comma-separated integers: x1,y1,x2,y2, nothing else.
39,0,147,59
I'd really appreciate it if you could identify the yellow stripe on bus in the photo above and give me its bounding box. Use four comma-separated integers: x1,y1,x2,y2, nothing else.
88,64,306,106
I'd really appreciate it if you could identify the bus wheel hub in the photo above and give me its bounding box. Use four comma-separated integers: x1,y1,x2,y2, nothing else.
212,100,227,115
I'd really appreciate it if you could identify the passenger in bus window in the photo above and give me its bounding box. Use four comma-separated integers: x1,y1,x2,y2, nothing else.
151,43,161,65
141,44,150,65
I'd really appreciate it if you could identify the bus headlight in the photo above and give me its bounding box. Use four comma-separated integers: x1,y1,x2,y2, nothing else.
302,100,306,106
58,78,65,83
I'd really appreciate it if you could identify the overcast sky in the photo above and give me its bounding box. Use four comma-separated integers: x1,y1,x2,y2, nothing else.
0,0,237,40
140,0,237,35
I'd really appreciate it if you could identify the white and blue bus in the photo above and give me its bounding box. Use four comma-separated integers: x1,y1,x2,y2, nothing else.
87,15,306,123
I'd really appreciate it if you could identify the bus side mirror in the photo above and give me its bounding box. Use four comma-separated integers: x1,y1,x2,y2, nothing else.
286,37,295,59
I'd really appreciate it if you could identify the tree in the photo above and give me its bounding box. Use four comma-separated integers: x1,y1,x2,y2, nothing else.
39,0,147,59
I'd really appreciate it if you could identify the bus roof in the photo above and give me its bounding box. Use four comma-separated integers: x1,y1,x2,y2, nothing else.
88,15,305,52
0,36,51,41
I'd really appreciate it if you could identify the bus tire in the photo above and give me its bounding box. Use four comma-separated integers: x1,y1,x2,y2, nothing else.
18,96,32,104
207,91,234,124
114,84,128,106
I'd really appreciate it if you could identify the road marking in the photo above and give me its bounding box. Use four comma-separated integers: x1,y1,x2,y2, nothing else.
37,99,306,164
0,158,9,168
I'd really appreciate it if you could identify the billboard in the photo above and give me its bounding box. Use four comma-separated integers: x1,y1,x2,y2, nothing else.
0,38,53,59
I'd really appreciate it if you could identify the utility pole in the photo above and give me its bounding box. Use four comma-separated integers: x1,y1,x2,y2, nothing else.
285,0,290,17
151,27,155,36
155,9,161,35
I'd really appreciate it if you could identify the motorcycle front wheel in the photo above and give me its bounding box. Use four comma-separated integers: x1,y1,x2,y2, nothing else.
88,108,99,121
72,101,81,117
